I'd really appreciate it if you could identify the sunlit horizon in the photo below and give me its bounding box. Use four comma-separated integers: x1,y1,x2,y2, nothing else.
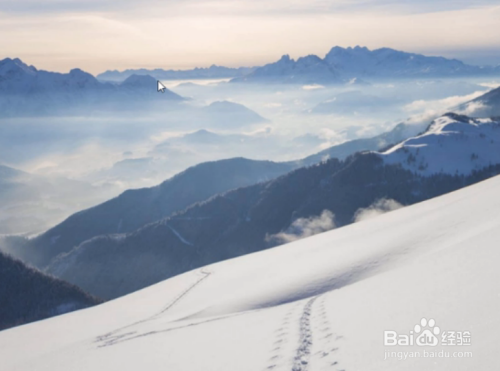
1,0,500,74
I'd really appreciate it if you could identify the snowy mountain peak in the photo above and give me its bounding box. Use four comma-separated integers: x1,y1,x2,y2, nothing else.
120,74,156,88
296,54,325,66
68,68,93,78
118,74,183,99
323,46,474,78
203,100,257,112
429,112,477,127
326,45,370,57
0,57,37,76
278,54,292,63
379,113,500,175
202,101,266,121
67,68,99,87
231,53,340,84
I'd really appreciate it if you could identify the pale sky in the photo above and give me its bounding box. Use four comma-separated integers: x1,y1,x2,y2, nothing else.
1,0,500,74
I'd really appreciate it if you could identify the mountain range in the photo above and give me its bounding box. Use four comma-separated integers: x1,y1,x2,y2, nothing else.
1,81,498,299
3,48,500,343
3,158,295,269
25,113,500,299
4,88,500,299
97,65,256,82
0,251,101,331
1,117,420,271
150,128,274,158
99,46,500,86
2,48,499,117
324,46,498,78
231,54,342,85
0,58,183,117
232,46,500,85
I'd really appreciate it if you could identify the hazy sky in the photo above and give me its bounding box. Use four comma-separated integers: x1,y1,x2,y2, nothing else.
1,0,499,74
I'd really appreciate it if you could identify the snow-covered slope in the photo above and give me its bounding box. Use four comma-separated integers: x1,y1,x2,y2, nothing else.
1,173,499,370
380,113,500,175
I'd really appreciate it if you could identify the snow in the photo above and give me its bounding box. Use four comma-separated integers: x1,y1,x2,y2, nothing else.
379,114,500,175
1,174,500,370
165,223,194,246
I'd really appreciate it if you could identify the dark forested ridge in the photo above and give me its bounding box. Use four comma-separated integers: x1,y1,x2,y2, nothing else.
5,158,294,268
0,251,102,331
45,153,500,299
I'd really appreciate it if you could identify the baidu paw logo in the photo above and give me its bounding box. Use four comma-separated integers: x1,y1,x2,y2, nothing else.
415,318,440,347
384,317,471,348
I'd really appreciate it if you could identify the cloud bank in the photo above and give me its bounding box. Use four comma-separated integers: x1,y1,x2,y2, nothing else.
354,199,404,223
268,210,336,244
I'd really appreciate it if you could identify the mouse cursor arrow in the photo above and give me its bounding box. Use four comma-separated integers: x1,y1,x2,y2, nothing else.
157,80,166,93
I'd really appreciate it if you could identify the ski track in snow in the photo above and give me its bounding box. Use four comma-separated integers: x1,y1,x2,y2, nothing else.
312,296,345,371
97,310,249,348
96,269,211,347
266,302,302,370
291,296,318,371
266,295,344,371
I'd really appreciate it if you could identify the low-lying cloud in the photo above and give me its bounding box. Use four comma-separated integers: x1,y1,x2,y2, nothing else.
268,210,336,244
354,198,404,223
403,90,485,115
